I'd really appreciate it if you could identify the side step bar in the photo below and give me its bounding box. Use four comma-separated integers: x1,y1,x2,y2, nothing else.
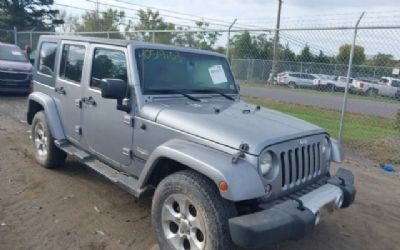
55,140,153,198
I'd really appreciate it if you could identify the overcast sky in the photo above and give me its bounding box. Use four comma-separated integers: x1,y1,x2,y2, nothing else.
54,0,400,57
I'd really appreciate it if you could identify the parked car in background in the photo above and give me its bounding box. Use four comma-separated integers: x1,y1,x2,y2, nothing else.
314,75,354,92
351,77,399,97
377,77,400,99
277,71,318,88
0,42,33,93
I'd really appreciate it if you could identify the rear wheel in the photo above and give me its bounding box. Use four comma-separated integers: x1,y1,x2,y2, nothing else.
367,88,378,97
326,84,336,92
152,170,237,250
31,111,66,168
288,82,297,88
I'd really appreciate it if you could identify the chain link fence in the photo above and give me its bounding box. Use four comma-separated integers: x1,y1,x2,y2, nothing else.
4,16,400,164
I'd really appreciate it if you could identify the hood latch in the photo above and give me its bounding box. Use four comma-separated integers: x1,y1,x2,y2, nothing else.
232,143,249,164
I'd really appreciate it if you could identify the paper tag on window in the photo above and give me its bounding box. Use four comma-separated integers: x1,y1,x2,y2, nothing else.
11,50,23,56
208,65,227,84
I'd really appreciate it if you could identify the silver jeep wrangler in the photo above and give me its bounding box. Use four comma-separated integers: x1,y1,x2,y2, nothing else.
27,36,356,250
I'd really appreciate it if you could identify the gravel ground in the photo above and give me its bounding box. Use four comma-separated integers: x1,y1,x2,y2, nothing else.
241,86,399,119
1,95,400,250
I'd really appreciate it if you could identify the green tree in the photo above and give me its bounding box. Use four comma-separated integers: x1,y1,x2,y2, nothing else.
133,9,175,44
174,21,220,50
336,44,366,65
0,0,63,30
280,43,296,61
230,31,257,59
297,45,314,62
74,8,125,38
315,50,331,63
368,53,395,67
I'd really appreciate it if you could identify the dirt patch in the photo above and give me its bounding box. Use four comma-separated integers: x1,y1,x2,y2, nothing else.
1,96,400,250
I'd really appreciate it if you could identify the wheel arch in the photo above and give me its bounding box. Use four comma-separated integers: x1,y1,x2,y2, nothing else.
138,139,266,202
27,92,66,140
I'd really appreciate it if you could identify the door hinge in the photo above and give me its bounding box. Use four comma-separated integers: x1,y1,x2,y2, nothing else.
123,115,135,127
75,125,82,135
75,99,82,109
122,147,133,159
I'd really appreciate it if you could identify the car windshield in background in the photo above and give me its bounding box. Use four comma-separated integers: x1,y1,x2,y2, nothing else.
135,49,238,95
0,45,27,62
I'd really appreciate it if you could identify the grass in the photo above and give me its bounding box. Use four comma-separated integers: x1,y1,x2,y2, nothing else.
243,96,400,165
240,81,400,105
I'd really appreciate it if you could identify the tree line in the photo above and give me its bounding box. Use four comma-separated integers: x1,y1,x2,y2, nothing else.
1,0,399,67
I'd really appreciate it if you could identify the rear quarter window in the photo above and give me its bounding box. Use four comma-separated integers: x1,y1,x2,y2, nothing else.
38,42,57,76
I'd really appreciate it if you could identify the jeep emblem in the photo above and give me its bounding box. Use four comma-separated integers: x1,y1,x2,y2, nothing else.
299,139,308,146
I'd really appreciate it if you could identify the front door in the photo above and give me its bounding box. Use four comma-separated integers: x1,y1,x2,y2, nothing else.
54,41,88,144
81,45,133,173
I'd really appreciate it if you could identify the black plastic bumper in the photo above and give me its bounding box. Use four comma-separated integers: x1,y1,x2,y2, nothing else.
229,168,356,249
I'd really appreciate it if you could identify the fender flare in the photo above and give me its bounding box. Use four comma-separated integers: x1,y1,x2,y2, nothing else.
27,92,66,140
138,139,266,201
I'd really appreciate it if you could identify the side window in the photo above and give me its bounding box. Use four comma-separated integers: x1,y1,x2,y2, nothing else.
90,48,127,89
38,42,57,76
59,44,86,84
392,80,400,87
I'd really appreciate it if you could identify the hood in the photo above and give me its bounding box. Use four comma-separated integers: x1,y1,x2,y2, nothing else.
140,98,325,155
0,60,32,72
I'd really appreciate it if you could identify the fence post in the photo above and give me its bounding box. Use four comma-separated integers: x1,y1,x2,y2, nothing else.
152,31,155,43
226,19,237,61
107,32,110,38
13,26,18,45
338,12,365,144
30,31,33,48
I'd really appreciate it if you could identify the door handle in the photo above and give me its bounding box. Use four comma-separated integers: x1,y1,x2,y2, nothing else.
55,86,66,95
83,96,96,106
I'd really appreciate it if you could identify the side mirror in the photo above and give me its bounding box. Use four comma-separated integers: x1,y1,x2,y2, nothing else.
100,78,127,99
100,78,131,113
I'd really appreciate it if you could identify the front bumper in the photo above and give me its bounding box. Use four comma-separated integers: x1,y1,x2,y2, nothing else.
229,168,356,249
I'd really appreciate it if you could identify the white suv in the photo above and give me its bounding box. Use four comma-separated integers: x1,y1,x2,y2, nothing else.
278,72,318,88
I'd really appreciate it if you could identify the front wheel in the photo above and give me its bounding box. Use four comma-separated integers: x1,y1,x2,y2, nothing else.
152,170,237,250
31,111,66,168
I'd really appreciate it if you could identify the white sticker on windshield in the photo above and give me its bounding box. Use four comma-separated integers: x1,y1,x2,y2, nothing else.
208,65,227,84
11,50,23,56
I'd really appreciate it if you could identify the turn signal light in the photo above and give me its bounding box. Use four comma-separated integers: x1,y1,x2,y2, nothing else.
218,181,229,192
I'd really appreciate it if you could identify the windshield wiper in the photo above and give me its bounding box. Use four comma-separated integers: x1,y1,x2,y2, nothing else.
192,89,236,101
150,89,201,102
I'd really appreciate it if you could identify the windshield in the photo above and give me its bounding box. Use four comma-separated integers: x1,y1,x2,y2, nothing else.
135,48,238,95
0,45,27,62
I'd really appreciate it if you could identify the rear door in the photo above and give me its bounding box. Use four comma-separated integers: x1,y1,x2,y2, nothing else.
81,45,133,173
54,41,88,144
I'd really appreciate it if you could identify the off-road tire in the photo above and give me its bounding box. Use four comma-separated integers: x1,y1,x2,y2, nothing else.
288,81,297,88
327,84,336,92
152,170,238,250
31,111,66,168
367,88,378,97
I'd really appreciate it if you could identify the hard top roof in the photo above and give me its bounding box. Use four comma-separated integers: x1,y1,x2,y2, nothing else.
39,35,225,57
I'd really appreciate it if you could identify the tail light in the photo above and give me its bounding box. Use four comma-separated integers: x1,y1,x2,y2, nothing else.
317,79,321,85
359,82,364,88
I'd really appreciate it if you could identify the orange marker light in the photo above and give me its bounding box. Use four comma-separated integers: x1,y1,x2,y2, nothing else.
218,181,229,192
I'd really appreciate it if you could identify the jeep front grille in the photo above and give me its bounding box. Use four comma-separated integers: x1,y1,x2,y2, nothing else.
0,71,29,81
265,134,328,192
280,142,321,189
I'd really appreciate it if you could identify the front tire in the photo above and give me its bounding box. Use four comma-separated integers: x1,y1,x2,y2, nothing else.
31,111,66,168
152,170,237,250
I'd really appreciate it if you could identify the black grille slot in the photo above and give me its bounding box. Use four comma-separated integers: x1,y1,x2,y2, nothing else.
0,71,28,81
280,141,322,189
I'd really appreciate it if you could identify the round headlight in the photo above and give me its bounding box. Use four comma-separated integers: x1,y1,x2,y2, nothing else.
322,137,331,160
259,151,273,175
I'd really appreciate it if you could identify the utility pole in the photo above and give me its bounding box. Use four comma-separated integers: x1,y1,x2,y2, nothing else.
95,0,101,31
271,0,282,84
226,18,237,61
